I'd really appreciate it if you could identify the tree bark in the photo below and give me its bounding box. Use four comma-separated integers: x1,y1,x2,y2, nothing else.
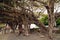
22,14,30,36
46,0,55,40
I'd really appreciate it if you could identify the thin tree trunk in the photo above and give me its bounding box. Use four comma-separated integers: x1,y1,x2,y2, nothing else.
18,23,22,35
22,14,30,36
46,0,55,40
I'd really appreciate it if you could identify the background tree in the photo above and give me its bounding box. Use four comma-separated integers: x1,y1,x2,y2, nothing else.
0,0,60,40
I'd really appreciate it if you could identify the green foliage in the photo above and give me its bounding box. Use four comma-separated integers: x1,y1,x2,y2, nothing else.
39,14,60,26
0,23,6,27
56,18,60,25
39,14,48,25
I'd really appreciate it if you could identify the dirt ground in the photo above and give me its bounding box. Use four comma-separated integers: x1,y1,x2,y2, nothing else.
0,32,60,40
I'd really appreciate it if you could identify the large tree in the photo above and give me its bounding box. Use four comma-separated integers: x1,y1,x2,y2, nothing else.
0,0,60,40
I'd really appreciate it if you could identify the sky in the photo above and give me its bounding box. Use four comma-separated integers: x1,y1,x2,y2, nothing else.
33,3,60,14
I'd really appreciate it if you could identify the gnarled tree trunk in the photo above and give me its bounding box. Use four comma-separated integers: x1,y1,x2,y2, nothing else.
46,0,55,40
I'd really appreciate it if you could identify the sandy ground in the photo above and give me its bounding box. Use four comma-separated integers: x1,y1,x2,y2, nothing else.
0,32,60,40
